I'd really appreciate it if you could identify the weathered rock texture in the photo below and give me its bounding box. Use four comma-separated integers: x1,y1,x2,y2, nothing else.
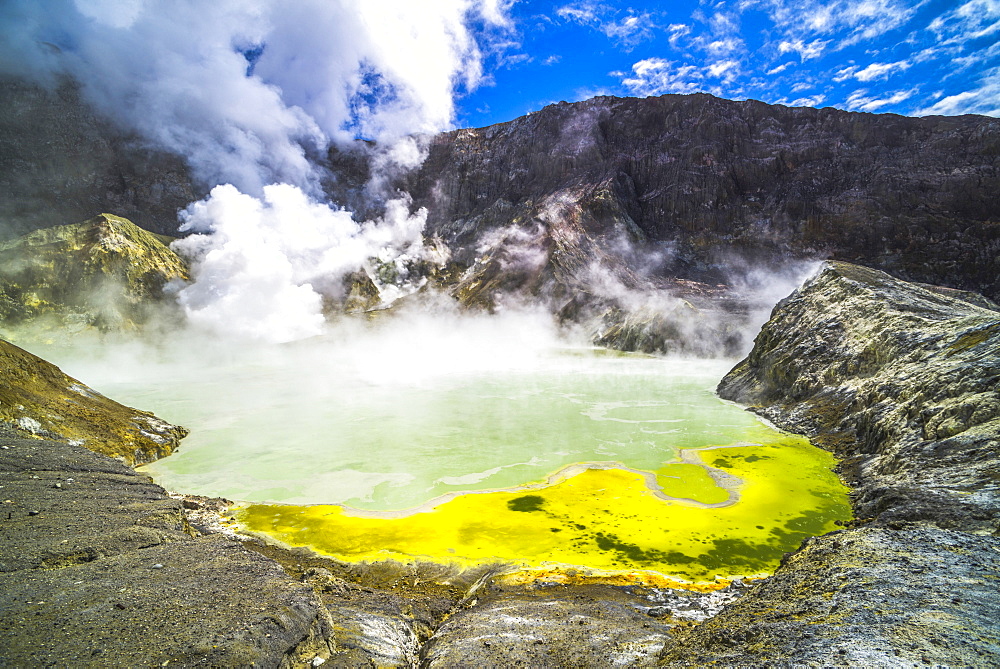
0,338,186,465
659,261,1000,665
0,213,188,335
0,438,335,668
720,261,1000,530
0,76,201,239
398,95,1000,302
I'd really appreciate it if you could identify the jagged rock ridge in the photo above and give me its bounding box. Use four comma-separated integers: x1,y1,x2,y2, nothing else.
391,94,1000,301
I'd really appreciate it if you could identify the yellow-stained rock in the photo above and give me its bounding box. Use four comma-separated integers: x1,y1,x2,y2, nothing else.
0,213,188,335
0,338,186,464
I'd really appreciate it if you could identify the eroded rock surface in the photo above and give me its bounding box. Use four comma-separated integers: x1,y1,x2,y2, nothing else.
660,261,1000,665
0,338,187,465
720,260,1000,530
0,213,188,336
0,438,333,668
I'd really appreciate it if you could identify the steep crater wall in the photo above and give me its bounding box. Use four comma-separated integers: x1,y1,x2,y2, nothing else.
398,95,1000,300
660,262,1000,665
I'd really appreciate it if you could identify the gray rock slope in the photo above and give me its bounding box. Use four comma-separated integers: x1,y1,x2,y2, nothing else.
399,95,1000,301
0,437,334,667
659,261,1000,665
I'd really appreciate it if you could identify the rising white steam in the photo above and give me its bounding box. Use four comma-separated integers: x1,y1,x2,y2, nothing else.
0,0,510,341
0,0,506,192
171,184,428,342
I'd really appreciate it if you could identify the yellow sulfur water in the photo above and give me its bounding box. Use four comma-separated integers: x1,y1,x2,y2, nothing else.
32,336,851,587
237,426,850,585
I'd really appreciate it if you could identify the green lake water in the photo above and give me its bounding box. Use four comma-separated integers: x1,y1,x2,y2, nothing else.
33,334,851,583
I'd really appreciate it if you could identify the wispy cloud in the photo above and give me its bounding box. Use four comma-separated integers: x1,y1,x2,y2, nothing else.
928,0,1000,45
762,0,918,47
913,67,1000,116
778,38,829,60
846,87,917,111
620,57,742,96
667,23,692,47
855,60,911,81
555,2,658,48
790,93,826,107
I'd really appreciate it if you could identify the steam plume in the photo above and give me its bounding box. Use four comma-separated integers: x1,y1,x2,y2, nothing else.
0,0,509,341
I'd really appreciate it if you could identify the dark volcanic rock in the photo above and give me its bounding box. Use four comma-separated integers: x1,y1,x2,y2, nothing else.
661,526,1000,666
0,77,202,239
399,95,1000,301
719,260,1000,530
0,438,334,668
660,262,1000,665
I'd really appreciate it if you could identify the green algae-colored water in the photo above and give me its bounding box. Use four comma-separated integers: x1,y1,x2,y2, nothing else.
39,338,851,585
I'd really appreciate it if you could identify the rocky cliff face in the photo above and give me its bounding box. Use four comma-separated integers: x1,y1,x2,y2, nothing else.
659,261,1000,665
395,95,1000,302
719,261,999,530
0,213,188,337
0,77,201,239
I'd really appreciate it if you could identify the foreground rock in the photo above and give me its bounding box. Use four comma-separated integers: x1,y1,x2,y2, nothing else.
0,338,187,465
0,437,334,667
661,261,1000,665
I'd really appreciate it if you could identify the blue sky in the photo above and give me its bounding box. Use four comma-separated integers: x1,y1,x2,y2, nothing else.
457,0,1000,128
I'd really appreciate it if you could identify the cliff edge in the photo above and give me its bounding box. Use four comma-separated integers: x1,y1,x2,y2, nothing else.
659,262,1000,665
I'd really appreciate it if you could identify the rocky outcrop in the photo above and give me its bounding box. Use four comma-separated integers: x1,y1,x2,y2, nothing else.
659,261,1000,664
396,95,1000,302
0,213,189,336
0,338,186,465
0,76,201,239
0,437,335,668
719,261,1000,530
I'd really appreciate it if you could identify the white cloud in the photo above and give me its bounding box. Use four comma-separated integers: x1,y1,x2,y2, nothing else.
555,2,657,47
763,0,917,47
555,4,597,23
0,0,508,194
913,68,1000,116
668,23,692,47
603,13,657,46
845,87,917,111
707,38,744,56
928,0,1000,45
620,57,742,96
790,94,826,107
854,60,911,81
708,59,742,83
767,62,795,75
621,58,706,96
778,38,829,60
834,65,858,81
